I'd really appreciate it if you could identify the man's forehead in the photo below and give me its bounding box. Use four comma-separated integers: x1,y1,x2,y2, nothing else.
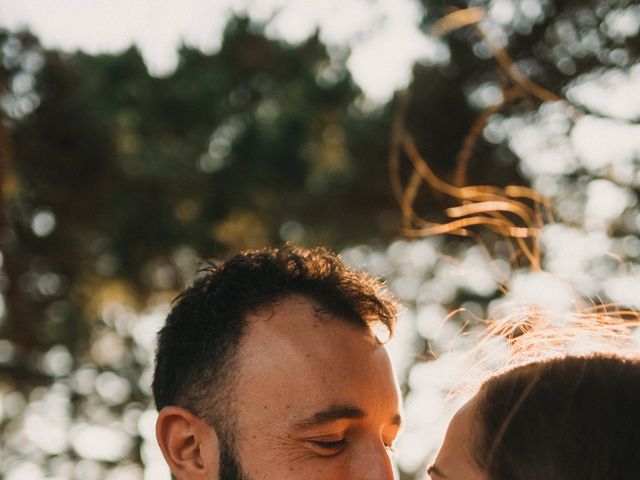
232,296,400,417
243,295,378,356
247,295,348,326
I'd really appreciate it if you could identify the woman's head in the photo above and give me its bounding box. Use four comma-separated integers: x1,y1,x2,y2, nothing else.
430,354,640,480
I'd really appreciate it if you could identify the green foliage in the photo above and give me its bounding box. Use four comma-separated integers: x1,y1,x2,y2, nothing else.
1,16,403,353
1,1,640,477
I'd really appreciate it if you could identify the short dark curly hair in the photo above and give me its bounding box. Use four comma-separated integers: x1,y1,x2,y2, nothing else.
152,245,397,431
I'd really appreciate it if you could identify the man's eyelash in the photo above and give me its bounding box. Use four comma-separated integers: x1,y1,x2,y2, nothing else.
310,439,347,449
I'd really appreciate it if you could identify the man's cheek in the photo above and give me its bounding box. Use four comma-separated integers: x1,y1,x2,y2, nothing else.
244,450,347,480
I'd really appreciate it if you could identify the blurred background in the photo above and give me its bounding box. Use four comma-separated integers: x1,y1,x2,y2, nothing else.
1,0,640,479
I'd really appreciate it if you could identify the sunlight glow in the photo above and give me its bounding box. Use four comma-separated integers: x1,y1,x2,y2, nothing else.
541,225,612,297
31,209,56,237
2,3,640,479
0,0,231,75
0,0,430,103
509,271,574,312
568,65,640,121
71,424,133,462
508,103,577,178
571,116,640,179
584,179,634,231
604,275,640,310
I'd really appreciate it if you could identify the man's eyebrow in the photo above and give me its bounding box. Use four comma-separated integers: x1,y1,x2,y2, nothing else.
427,463,448,479
293,404,365,429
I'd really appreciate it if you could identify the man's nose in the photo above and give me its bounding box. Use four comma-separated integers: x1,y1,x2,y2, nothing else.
353,440,395,480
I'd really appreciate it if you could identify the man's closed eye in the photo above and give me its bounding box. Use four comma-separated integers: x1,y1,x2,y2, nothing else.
307,438,347,455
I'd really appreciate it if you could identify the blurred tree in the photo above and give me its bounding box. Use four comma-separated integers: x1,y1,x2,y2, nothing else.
1,18,406,478
1,1,640,478
2,16,400,355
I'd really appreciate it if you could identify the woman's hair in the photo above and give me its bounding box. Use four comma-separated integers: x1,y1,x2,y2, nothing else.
472,354,640,480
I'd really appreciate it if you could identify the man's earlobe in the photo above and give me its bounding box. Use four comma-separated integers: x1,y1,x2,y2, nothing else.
156,406,220,479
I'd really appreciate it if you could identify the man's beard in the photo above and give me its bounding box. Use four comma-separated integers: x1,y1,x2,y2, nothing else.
218,434,251,480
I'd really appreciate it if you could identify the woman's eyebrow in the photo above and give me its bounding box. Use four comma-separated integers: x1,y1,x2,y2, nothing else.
427,463,449,479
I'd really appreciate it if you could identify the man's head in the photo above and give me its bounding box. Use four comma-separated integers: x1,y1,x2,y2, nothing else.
153,246,402,480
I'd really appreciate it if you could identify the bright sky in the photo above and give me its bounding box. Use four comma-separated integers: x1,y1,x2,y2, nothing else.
0,0,437,104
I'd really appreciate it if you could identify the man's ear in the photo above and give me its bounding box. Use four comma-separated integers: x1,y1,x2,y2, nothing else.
156,406,220,480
